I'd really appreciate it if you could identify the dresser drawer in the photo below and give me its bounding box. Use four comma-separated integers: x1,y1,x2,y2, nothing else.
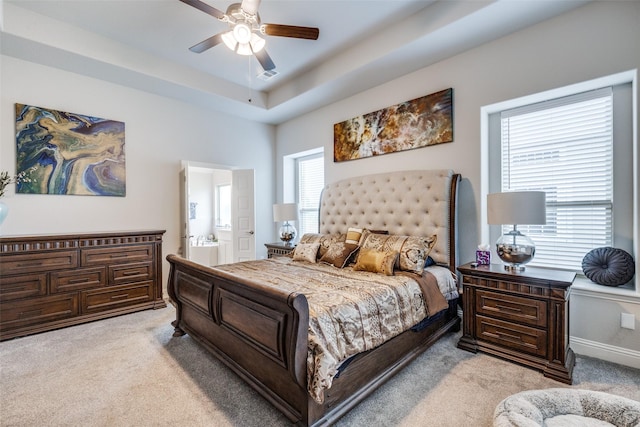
476,315,547,357
476,290,547,328
0,274,47,302
0,293,79,331
51,267,106,293
108,262,153,285
81,282,153,313
0,250,78,275
81,245,153,266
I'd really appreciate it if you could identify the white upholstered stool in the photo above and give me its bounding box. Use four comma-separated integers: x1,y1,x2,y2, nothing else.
493,388,640,427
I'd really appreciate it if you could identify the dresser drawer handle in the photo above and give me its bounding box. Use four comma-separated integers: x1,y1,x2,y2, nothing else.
16,261,46,268
494,331,523,343
19,309,42,318
496,304,522,313
121,271,141,276
110,294,129,300
4,283,28,291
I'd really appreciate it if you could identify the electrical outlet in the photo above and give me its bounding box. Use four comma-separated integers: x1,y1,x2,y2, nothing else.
621,313,636,330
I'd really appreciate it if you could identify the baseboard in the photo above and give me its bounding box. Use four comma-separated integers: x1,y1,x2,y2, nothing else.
571,336,640,369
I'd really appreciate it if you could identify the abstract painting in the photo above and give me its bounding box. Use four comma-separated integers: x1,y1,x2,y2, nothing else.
15,103,126,196
333,88,453,162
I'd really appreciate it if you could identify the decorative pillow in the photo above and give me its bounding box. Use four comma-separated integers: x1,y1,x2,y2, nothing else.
582,247,635,287
353,248,398,276
299,233,344,259
357,228,389,246
360,233,437,274
344,227,364,245
319,242,359,268
292,242,320,263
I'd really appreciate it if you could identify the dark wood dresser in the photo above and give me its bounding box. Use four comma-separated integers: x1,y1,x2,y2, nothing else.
0,230,166,341
457,262,575,383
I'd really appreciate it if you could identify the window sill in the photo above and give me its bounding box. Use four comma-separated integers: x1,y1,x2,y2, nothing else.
571,276,640,303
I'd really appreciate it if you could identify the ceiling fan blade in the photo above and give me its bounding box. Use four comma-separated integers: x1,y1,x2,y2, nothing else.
240,0,261,16
262,24,319,40
254,49,275,71
189,33,224,53
179,0,225,20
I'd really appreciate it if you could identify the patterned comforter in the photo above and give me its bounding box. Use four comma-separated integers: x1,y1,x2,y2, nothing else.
215,257,458,403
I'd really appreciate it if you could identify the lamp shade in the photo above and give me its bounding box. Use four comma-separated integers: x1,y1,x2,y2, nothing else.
273,203,298,222
487,191,546,225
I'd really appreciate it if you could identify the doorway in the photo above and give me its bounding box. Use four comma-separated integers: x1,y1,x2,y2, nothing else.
180,161,255,266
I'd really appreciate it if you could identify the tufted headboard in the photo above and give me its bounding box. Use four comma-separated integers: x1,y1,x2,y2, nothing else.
319,169,460,272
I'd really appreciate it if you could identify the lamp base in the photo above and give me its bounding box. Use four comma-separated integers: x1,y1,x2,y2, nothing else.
496,229,536,272
279,222,297,244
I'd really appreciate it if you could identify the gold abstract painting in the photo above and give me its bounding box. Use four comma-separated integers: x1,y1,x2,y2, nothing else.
15,103,126,196
333,88,453,162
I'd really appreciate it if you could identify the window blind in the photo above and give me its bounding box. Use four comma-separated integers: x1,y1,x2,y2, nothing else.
500,87,613,270
296,153,324,236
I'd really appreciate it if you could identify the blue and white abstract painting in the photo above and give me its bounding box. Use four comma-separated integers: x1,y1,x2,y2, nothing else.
15,103,126,196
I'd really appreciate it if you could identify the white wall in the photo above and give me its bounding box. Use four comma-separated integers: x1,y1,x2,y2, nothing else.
276,1,640,365
0,56,276,279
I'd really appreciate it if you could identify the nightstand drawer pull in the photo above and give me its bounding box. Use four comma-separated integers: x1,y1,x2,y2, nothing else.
495,331,522,343
496,304,522,313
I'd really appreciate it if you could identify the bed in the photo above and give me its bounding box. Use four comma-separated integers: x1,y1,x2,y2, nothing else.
166,169,461,426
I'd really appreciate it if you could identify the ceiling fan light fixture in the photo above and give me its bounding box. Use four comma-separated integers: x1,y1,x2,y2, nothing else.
249,33,265,53
233,23,252,44
221,31,237,51
236,42,253,55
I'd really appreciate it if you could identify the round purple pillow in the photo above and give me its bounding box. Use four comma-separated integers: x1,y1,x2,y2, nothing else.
582,247,635,287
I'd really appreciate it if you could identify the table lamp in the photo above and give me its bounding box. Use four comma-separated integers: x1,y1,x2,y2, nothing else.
273,203,298,245
487,191,546,271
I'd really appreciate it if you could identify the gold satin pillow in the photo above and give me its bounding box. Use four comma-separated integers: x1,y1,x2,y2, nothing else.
353,248,398,276
360,233,437,274
344,227,363,245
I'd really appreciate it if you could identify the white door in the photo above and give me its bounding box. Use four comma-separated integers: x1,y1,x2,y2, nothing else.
179,166,191,259
232,169,255,262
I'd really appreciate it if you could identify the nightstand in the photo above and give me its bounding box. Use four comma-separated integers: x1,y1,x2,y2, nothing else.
457,262,576,384
264,242,296,258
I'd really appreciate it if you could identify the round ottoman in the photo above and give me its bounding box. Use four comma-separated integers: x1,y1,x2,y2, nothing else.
493,388,640,427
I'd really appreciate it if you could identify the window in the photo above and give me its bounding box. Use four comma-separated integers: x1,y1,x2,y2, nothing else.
216,184,231,228
295,153,324,236
489,80,633,273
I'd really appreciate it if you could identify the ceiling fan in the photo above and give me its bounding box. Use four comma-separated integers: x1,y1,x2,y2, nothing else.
179,0,319,71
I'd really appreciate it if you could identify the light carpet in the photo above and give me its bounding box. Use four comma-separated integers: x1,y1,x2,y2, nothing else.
1,305,638,427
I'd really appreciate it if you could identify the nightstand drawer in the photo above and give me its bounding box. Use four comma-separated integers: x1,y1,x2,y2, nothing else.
476,315,547,357
476,290,547,328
